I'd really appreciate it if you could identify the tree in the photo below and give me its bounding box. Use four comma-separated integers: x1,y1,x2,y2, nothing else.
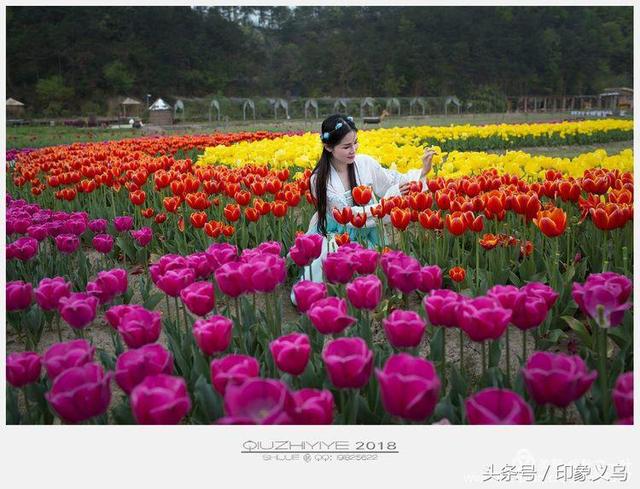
103,60,135,94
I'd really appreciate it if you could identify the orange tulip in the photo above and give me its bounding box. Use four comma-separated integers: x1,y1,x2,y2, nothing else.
449,266,466,283
334,232,351,246
224,203,241,222
352,185,373,206
520,240,534,257
250,180,267,196
417,209,444,230
234,190,251,206
155,213,167,224
332,207,353,225
271,200,288,218
190,212,208,228
254,199,272,216
533,207,567,237
141,207,155,218
350,212,368,228
205,220,222,238
129,189,146,206
409,191,432,211
390,208,411,231
285,190,301,207
589,203,626,231
479,233,500,250
244,207,260,223
511,193,541,221
163,196,181,213
445,212,466,236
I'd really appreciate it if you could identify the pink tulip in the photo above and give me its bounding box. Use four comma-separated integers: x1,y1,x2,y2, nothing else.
130,226,153,247
88,218,108,233
64,218,87,236
214,261,246,298
612,371,633,420
383,309,426,348
180,281,216,316
130,374,191,424
118,307,162,349
7,280,33,312
346,274,382,310
292,388,334,424
487,285,524,310
115,344,173,395
45,362,112,423
43,339,95,380
35,277,71,311
54,234,80,254
521,282,559,309
105,304,146,329
572,272,632,328
155,268,196,297
423,289,463,327
418,265,443,293
205,243,238,272
92,234,114,254
292,280,327,313
256,241,282,256
221,378,295,425
322,337,373,389
384,254,422,294
6,352,41,388
457,296,511,342
58,292,99,329
323,253,355,284
307,297,356,335
149,254,190,283
193,316,233,356
511,295,549,330
376,353,440,421
113,216,134,232
210,354,260,395
186,252,215,279
96,268,128,297
522,352,598,408
9,236,39,261
244,254,286,293
465,388,534,425
352,248,379,274
270,333,311,376
27,224,49,242
289,233,323,267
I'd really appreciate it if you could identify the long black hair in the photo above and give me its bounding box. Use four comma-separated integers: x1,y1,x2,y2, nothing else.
311,114,359,236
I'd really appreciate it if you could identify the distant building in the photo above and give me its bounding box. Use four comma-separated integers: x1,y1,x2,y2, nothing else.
148,98,173,125
7,98,25,118
600,87,633,112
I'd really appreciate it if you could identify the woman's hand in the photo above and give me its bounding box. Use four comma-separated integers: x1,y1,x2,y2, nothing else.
421,147,436,177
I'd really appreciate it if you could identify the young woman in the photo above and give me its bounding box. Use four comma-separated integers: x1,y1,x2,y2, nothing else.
291,114,434,296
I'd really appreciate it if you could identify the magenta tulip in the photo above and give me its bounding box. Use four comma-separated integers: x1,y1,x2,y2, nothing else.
7,280,33,312
221,378,295,425
35,277,71,311
92,234,114,254
292,280,327,313
58,292,99,329
193,316,233,356
292,388,334,424
383,309,426,348
186,252,215,279
270,333,311,376
105,304,146,329
205,243,238,272
522,351,597,408
130,374,191,424
572,272,632,328
612,371,633,420
245,253,286,293
465,388,534,425
88,218,108,233
64,218,87,236
117,307,162,348
130,226,153,247
346,274,382,310
43,339,95,380
323,253,355,284
155,268,196,297
214,261,246,298
384,254,422,294
418,265,443,293
54,233,80,254
115,344,173,395
210,354,260,395
180,281,216,316
352,248,379,274
376,354,441,421
45,362,112,423
96,268,128,297
511,295,549,330
149,254,190,283
457,296,512,342
521,281,559,309
289,233,323,267
9,236,39,261
6,352,41,388
322,337,373,389
307,297,356,335
27,225,49,242
113,216,134,232
423,289,464,328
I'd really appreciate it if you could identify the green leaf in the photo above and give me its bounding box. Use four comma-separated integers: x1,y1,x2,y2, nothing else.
98,348,116,371
143,292,164,311
194,374,222,423
488,339,501,368
560,315,591,347
428,327,444,362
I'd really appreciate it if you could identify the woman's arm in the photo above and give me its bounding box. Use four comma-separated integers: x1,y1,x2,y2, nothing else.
367,151,434,197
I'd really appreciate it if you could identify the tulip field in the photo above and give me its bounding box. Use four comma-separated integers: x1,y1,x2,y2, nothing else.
5,118,634,425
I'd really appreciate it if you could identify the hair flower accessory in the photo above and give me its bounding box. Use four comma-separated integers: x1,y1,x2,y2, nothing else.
335,122,343,130
321,132,329,140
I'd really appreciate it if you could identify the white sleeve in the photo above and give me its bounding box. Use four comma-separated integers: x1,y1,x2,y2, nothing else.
364,155,424,197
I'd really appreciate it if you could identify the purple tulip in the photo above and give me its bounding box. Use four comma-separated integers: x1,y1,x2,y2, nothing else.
214,261,246,298
58,292,99,329
193,316,233,356
376,353,441,421
383,309,426,348
155,268,196,297
6,352,41,388
423,289,464,327
54,233,80,254
521,282,559,309
322,337,373,389
92,234,114,254
180,281,215,317
186,252,215,279
270,333,311,376
115,344,174,395
118,307,162,349
572,272,632,328
43,339,95,380
465,388,534,425
210,354,260,395
131,227,153,247
35,277,72,311
64,218,87,236
95,268,128,298
27,224,49,242
205,243,238,272
243,254,286,293
292,388,334,424
88,218,108,233
150,254,190,284
323,253,355,284
8,236,39,261
457,296,511,342
522,351,597,408
384,254,422,294
221,378,295,425
418,265,443,293
256,241,282,256
346,274,382,311
130,374,191,424
292,280,327,313
352,248,379,275
289,234,323,267
511,295,549,330
6,280,33,312
487,285,524,310
45,362,112,423
105,304,146,329
307,297,356,335
113,216,134,232
612,371,633,420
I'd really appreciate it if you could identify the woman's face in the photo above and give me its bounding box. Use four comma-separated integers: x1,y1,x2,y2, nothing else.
326,130,358,165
